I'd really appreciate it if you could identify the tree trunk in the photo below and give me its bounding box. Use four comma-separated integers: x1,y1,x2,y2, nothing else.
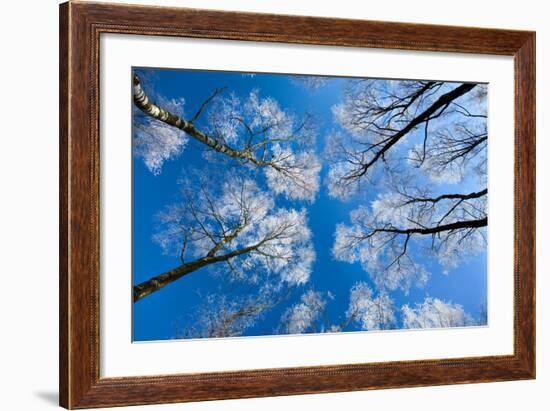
133,75,255,162
133,242,263,302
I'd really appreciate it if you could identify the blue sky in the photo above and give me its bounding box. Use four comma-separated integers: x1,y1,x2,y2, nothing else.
132,67,487,341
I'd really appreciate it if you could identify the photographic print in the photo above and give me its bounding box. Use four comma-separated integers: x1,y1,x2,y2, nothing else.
132,68,488,342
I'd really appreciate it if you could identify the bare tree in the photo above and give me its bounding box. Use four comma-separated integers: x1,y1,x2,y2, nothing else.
134,176,315,302
326,80,482,199
133,74,321,201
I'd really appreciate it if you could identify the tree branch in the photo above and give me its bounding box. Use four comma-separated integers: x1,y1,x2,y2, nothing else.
346,83,477,179
403,188,487,205
133,74,255,161
371,217,487,237
134,237,271,302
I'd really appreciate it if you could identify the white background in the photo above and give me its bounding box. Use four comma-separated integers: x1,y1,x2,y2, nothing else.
0,0,547,410
101,34,514,377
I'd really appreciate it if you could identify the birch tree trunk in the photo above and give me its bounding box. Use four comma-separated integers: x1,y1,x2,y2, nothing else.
133,75,257,162
133,242,264,302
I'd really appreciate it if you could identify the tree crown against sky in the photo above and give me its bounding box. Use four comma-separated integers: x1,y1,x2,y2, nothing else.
329,79,488,295
133,73,321,201
131,68,488,341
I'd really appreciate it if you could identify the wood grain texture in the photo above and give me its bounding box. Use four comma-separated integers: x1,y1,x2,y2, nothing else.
59,1,536,408
59,2,69,407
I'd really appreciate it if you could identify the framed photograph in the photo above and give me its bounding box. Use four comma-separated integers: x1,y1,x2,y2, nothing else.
59,1,535,408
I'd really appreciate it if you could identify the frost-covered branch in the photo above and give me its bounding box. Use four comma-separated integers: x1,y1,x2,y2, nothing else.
279,282,397,334
134,176,315,302
402,297,475,329
341,282,396,331
177,283,289,339
279,290,327,334
333,183,487,293
290,75,332,90
409,121,487,184
133,74,320,201
327,80,480,199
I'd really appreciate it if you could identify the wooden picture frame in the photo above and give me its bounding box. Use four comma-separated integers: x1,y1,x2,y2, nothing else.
59,1,535,408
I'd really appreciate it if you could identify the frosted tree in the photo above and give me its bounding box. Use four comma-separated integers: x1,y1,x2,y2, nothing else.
408,95,487,184
290,75,332,90
133,74,321,201
333,177,487,293
133,176,315,302
279,290,327,334
326,79,484,199
133,92,188,175
343,282,396,331
279,283,396,334
177,282,288,338
331,79,487,293
402,297,475,329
